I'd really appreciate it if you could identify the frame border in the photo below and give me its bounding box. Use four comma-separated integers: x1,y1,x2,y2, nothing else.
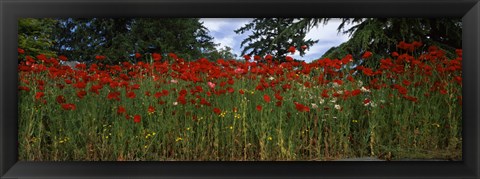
1,0,479,178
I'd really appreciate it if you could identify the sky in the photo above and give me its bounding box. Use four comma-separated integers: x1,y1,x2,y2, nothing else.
200,18,355,63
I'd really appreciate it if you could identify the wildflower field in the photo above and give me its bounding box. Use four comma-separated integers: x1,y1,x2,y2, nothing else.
18,41,462,161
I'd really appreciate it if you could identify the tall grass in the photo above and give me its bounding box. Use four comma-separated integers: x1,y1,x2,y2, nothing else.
17,42,462,161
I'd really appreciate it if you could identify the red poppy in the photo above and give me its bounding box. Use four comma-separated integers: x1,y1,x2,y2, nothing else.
61,103,76,111
275,101,282,107
288,46,296,54
254,55,261,61
263,94,271,103
152,53,162,61
213,108,221,115
256,105,262,111
391,52,399,57
398,86,408,95
135,53,142,59
362,51,372,59
364,98,371,105
285,56,294,62
227,87,235,93
239,89,245,94
56,95,66,104
73,81,87,89
35,92,44,100
133,115,141,123
126,91,136,99
207,82,216,89
19,86,30,92
243,55,251,61
107,91,120,101
58,55,68,61
36,54,47,62
95,55,106,61
362,68,374,76
294,102,310,112
148,106,155,114
77,90,87,99
265,54,273,61
352,89,361,96
117,106,126,114
301,45,308,50
402,79,411,86
274,92,283,101
18,48,25,54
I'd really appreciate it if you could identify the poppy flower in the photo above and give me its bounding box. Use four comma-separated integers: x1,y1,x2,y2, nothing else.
77,90,87,99
117,106,126,114
73,81,86,89
227,87,235,93
285,56,294,62
362,51,372,59
391,52,399,57
274,93,283,101
58,55,68,61
135,53,142,59
95,55,106,61
213,108,221,115
243,55,251,61
36,54,47,62
148,106,155,114
107,91,120,101
207,82,216,89
61,103,76,111
234,68,245,74
18,48,25,54
19,86,30,92
152,53,162,61
301,45,308,50
263,94,271,103
126,91,136,99
264,54,273,61
402,79,411,86
256,105,262,111
288,46,296,54
56,95,66,104
294,102,310,112
35,92,44,100
133,115,141,123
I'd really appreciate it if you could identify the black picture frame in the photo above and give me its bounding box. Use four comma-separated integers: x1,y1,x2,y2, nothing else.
1,0,479,178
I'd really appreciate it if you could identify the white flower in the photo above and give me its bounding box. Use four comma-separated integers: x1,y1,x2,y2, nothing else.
319,98,325,104
332,82,341,88
171,79,178,84
357,80,364,86
336,90,343,94
311,103,318,109
173,102,178,106
370,101,377,107
330,98,337,103
360,86,370,93
334,104,341,110
268,76,275,81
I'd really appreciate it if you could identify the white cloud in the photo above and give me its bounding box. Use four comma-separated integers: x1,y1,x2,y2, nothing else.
200,18,230,32
214,36,234,49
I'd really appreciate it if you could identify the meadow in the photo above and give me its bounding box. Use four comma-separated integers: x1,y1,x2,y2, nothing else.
17,41,462,161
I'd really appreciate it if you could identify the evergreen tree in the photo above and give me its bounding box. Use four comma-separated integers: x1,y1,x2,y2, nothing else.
51,18,217,64
234,18,319,61
18,18,58,57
